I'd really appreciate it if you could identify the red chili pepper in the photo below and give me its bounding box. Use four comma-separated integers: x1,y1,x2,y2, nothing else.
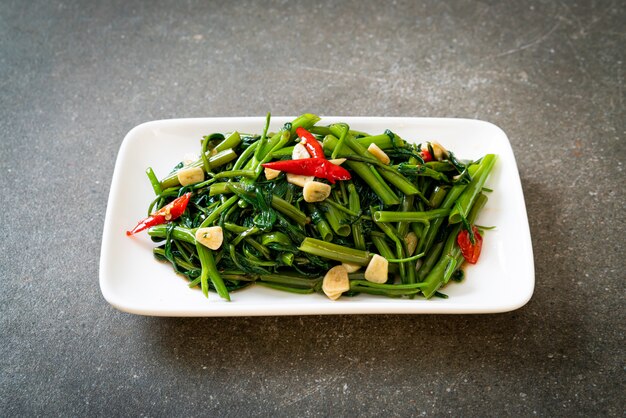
296,127,325,159
126,192,192,236
420,150,433,162
262,158,351,184
457,225,483,264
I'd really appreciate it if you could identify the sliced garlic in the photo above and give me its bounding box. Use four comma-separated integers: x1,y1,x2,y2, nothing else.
364,254,388,284
195,226,223,250
292,143,311,160
432,141,448,160
264,167,281,180
177,166,205,186
286,173,314,187
328,158,346,165
404,232,418,256
367,143,390,165
325,291,343,301
322,265,350,300
342,262,361,273
303,181,331,203
422,141,448,161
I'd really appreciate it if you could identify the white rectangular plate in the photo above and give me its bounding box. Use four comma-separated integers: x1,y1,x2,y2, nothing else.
100,117,534,316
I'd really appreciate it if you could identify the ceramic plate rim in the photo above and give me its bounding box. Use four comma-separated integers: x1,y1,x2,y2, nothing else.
99,116,534,316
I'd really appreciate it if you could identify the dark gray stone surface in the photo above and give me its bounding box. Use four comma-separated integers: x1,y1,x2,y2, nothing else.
1,0,624,416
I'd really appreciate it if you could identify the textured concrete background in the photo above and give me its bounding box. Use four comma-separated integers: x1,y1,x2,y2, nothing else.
1,0,624,416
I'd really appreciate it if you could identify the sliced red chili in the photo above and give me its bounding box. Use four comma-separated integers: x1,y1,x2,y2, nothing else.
420,150,433,162
262,158,351,184
457,225,483,264
126,192,192,236
296,127,325,159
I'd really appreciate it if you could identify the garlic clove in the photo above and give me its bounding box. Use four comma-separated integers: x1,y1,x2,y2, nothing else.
303,181,332,203
292,143,311,160
342,262,361,273
422,141,448,161
286,173,314,187
328,158,346,165
195,226,224,250
322,265,350,300
404,232,418,256
177,166,205,186
264,167,281,180
364,254,389,284
367,143,391,165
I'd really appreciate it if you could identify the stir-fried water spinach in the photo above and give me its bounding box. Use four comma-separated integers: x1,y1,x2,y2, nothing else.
127,114,496,301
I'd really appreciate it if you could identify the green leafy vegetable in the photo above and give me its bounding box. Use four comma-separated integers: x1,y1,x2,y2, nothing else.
132,114,496,301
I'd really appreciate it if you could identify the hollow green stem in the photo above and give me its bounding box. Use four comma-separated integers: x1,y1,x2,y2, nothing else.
253,112,272,162
348,183,366,250
354,133,405,149
323,199,360,218
196,242,230,301
349,283,421,297
448,154,496,224
298,238,371,266
200,135,212,174
153,247,198,272
319,203,351,237
349,280,427,290
255,282,316,294
416,241,445,282
421,193,488,298
385,252,426,263
198,195,239,228
232,141,258,170
377,168,421,196
375,220,411,283
270,146,294,157
146,167,162,196
396,194,414,238
148,225,196,244
345,161,400,205
212,170,256,179
307,204,334,242
373,208,450,223
214,183,309,226
259,273,322,289
216,131,242,153
160,149,238,189
418,184,467,255
428,185,448,208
